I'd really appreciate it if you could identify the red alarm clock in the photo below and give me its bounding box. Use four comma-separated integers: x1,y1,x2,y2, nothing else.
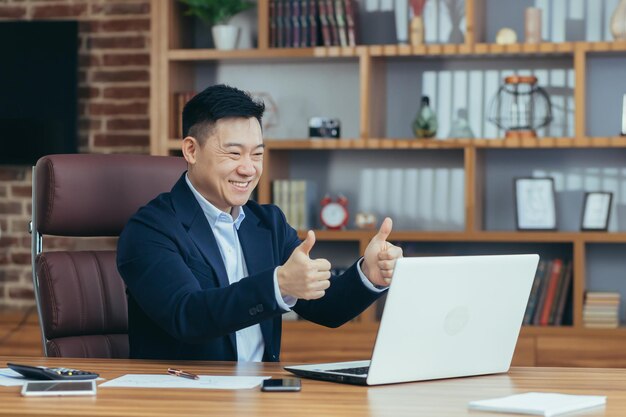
320,194,349,230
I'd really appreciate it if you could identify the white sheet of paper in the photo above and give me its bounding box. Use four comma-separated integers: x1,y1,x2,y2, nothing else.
0,368,29,386
468,392,607,417
99,374,270,390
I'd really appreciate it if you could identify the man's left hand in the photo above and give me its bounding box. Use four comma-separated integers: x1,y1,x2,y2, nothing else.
361,217,403,287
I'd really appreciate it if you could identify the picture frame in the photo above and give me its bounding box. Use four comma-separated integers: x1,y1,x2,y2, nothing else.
514,177,557,231
581,192,613,231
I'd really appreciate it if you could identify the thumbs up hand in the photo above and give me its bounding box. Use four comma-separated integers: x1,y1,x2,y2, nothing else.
277,230,332,300
362,217,403,287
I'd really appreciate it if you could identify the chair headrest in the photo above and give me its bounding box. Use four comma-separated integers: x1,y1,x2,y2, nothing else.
35,154,186,236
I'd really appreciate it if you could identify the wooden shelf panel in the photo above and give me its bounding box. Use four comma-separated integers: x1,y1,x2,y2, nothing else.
294,230,626,243
166,41,626,62
262,137,626,151
168,47,362,61
166,137,626,152
283,320,626,338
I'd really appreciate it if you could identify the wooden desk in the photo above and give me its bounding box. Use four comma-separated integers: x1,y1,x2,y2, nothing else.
0,356,621,416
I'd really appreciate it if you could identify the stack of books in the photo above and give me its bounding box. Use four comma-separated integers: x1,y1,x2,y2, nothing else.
522,258,573,326
269,0,357,48
272,179,317,230
583,292,621,329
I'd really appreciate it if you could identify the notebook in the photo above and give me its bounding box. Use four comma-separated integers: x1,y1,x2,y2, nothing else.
284,254,539,386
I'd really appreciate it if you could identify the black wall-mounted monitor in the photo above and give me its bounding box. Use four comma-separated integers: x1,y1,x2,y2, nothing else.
0,21,78,165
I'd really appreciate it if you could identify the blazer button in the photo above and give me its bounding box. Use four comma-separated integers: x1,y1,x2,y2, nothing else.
249,307,256,316
256,304,264,313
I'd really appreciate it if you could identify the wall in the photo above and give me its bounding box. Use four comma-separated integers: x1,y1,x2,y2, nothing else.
0,0,151,307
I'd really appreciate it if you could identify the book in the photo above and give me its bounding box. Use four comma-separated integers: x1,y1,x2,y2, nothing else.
344,0,357,46
523,259,547,325
468,392,606,417
532,259,553,326
539,258,563,326
308,0,319,46
547,261,571,325
291,0,301,47
334,0,348,46
325,0,339,45
553,261,573,325
318,0,332,46
270,0,277,47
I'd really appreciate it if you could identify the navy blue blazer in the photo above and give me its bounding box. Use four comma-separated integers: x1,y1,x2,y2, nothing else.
117,174,381,361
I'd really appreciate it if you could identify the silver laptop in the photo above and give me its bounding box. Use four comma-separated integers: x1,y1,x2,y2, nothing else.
285,254,539,386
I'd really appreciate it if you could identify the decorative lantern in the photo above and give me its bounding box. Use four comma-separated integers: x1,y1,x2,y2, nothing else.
487,75,552,139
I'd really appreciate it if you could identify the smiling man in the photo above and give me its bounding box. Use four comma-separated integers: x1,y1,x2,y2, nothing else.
117,84,403,361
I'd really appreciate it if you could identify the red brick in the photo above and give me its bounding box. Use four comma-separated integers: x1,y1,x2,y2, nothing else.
10,185,31,198
0,236,19,247
89,102,147,116
78,86,101,99
0,270,20,284
0,186,6,198
10,253,31,265
0,168,26,181
33,4,88,19
78,134,89,149
0,6,26,18
0,202,22,215
79,54,101,67
78,70,87,84
107,118,150,130
92,2,150,16
87,35,146,49
10,219,30,234
103,53,149,67
103,86,149,99
78,119,102,131
99,18,150,32
8,286,35,301
92,70,149,83
94,133,150,147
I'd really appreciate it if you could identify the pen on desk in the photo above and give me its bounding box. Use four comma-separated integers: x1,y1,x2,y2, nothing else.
167,368,199,380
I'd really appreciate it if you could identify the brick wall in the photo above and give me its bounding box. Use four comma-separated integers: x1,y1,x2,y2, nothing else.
0,1,151,307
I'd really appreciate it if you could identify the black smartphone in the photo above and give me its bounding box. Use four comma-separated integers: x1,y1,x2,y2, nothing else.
261,378,301,392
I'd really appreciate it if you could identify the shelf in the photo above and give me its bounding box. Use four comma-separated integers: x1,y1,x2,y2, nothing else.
165,137,626,152
282,320,626,338
166,41,626,62
168,47,362,61
296,230,626,244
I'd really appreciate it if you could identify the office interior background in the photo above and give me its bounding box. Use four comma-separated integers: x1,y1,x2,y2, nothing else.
1,0,626,366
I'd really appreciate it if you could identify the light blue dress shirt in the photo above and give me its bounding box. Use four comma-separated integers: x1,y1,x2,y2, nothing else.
185,175,384,361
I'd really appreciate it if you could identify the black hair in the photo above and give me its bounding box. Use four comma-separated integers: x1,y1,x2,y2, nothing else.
182,84,265,142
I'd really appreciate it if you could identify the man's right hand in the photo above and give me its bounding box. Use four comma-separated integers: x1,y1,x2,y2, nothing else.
277,230,331,300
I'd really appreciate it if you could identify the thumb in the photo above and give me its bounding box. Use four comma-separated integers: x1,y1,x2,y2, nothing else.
297,230,316,256
375,217,393,241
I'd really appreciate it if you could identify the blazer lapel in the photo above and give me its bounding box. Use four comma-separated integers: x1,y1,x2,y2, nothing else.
238,207,275,349
171,174,236,356
170,175,229,288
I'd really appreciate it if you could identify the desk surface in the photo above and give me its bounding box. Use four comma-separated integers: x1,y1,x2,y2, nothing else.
0,356,621,416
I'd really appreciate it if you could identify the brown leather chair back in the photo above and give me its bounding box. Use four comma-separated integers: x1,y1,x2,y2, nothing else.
32,154,186,358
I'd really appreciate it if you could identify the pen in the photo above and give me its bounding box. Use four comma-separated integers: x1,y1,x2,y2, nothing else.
167,368,199,380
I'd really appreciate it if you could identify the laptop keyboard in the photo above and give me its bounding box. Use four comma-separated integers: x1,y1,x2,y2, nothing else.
327,366,370,375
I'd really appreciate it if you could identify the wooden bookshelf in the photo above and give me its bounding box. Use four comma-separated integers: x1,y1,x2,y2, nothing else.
150,0,626,366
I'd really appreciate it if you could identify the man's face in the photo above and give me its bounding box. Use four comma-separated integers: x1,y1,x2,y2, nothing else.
185,117,264,213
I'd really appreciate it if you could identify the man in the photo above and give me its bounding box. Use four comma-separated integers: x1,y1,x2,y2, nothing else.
117,84,403,361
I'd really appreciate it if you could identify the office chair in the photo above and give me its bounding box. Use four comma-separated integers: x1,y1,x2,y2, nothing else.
30,153,186,357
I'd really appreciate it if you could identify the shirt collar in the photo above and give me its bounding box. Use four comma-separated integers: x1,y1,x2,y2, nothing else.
185,173,246,229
